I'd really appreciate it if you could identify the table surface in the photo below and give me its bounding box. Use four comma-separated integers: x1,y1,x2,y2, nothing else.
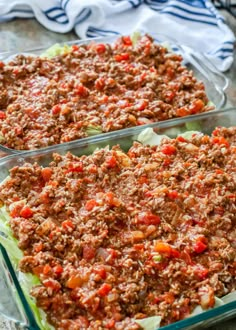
0,11,235,330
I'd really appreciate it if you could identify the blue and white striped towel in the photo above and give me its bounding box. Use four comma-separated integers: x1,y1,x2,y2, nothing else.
0,0,235,72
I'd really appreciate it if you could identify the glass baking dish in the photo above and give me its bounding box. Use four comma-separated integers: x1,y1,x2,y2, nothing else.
0,33,228,156
0,107,235,330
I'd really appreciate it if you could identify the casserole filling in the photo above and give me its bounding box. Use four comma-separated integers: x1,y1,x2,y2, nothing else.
0,126,235,329
0,34,213,150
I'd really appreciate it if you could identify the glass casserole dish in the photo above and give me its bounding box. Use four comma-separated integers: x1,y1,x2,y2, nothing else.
0,32,228,156
0,107,235,330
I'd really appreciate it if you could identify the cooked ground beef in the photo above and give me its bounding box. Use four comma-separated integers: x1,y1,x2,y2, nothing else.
0,126,235,330
0,34,213,150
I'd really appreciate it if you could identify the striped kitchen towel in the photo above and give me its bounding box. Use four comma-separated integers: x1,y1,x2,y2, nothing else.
0,0,234,72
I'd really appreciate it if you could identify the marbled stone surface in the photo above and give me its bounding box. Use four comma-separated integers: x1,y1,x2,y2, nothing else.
0,13,235,330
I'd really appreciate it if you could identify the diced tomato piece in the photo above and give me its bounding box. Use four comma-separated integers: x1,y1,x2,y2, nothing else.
176,107,189,117
105,192,121,207
62,220,75,230
144,191,152,198
85,199,98,211
0,111,6,119
43,264,51,275
0,61,5,69
122,36,132,46
66,275,83,289
138,176,148,184
189,99,205,114
67,162,83,173
54,265,63,275
72,45,79,51
138,211,161,225
106,156,117,169
10,207,20,218
153,297,161,304
164,90,176,102
61,105,70,115
99,95,109,104
215,169,224,174
108,248,118,259
96,43,106,54
144,42,151,55
212,128,221,136
114,53,130,62
83,245,96,260
194,240,207,254
33,265,44,276
163,158,172,167
136,99,148,111
20,206,34,218
161,145,176,155
105,319,115,329
59,98,68,104
171,249,180,258
197,236,208,244
41,167,52,182
162,292,175,304
212,136,229,147
133,243,144,251
75,84,89,97
94,266,107,279
95,77,105,90
98,283,112,297
43,279,61,291
166,67,175,79
52,104,61,115
88,164,98,174
177,136,187,142
13,68,19,75
194,267,209,279
154,242,172,257
168,190,179,199
140,72,147,81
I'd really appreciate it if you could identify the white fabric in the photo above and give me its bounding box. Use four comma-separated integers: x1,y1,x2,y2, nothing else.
0,0,235,72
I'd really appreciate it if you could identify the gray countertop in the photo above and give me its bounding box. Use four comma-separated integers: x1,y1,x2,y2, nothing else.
0,14,235,330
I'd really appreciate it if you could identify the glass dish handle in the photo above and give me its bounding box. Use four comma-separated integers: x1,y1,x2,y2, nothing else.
180,45,229,92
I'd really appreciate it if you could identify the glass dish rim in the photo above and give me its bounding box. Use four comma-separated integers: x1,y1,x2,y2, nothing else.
0,32,227,155
0,107,236,329
0,107,234,165
0,107,233,162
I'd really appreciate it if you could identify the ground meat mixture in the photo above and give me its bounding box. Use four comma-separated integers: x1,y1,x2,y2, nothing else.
0,34,214,150
0,126,235,330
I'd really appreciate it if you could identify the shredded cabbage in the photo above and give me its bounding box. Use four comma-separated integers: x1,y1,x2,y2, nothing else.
86,125,103,136
131,31,141,46
185,121,203,132
137,127,202,146
135,316,162,330
40,44,72,59
137,128,169,146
